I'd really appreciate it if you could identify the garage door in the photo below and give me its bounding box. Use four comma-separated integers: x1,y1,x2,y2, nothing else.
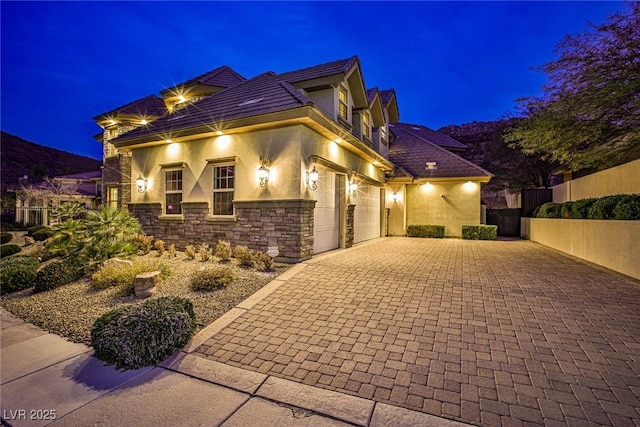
313,170,339,254
354,183,381,243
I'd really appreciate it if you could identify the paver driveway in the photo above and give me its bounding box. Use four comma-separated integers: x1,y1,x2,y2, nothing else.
194,238,640,426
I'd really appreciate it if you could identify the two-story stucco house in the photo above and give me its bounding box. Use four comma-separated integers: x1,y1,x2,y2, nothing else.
93,56,492,262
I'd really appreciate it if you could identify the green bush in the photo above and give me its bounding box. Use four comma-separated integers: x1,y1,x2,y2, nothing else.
461,225,498,240
190,265,236,291
27,225,46,236
0,256,39,295
0,244,21,258
91,297,196,369
91,258,170,293
407,225,445,238
536,202,562,218
1,232,12,244
234,245,253,266
570,198,597,219
32,227,54,242
560,202,574,219
33,259,85,293
588,195,625,220
613,194,640,220
215,240,232,261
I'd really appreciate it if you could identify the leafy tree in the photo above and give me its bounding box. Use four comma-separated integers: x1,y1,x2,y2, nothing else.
504,2,640,171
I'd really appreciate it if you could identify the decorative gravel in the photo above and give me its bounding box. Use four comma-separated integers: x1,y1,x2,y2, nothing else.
0,251,290,345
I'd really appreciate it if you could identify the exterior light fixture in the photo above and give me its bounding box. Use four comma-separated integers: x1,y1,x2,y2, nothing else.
136,175,148,193
392,192,399,202
140,119,148,125
165,139,173,143
177,95,187,103
215,130,224,136
306,166,319,190
258,160,270,187
349,181,358,197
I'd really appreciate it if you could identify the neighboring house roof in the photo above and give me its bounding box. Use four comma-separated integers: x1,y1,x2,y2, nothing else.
161,66,246,94
390,123,467,151
94,95,166,121
113,72,314,143
389,126,492,179
55,170,103,180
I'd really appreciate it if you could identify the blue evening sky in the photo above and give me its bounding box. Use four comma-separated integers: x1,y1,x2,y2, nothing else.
0,1,624,159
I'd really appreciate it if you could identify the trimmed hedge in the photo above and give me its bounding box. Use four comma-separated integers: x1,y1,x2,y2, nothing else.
91,297,196,369
33,259,85,293
0,256,39,295
27,225,46,236
1,232,12,244
462,225,497,240
1,244,21,258
32,228,54,242
407,225,445,238
535,194,640,220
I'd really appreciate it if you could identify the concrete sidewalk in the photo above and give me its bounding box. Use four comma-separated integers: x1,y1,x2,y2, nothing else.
1,294,467,426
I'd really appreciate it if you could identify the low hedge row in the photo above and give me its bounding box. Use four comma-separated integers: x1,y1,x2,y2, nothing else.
407,225,445,238
535,194,640,220
461,225,497,240
33,259,85,293
1,244,21,258
0,256,39,295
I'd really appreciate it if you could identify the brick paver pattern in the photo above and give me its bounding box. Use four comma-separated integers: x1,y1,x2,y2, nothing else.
195,238,640,426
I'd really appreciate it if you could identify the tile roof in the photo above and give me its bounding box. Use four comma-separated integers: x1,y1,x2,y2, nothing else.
114,72,313,142
163,66,246,93
366,87,379,105
380,89,396,105
94,95,166,120
276,56,359,83
390,123,467,151
389,126,492,179
55,170,103,180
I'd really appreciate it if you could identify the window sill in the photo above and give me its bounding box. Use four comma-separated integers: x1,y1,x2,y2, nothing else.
338,117,352,130
205,215,237,223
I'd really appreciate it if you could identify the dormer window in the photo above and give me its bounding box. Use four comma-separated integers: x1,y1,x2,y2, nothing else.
338,85,349,121
362,111,371,139
380,125,387,144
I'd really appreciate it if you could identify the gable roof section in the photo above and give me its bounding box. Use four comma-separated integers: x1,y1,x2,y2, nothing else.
389,126,492,180
94,95,166,121
161,66,246,94
277,56,359,84
390,123,467,151
379,89,400,123
112,72,313,145
365,87,385,127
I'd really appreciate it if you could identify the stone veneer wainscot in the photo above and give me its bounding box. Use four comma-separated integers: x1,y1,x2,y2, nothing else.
129,199,316,263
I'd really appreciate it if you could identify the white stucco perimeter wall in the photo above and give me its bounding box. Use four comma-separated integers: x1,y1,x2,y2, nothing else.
521,218,640,280
553,159,640,202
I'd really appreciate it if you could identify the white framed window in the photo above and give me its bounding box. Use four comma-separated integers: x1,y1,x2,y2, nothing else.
107,187,118,210
362,111,371,139
338,85,349,121
380,125,388,144
212,164,235,216
165,170,183,215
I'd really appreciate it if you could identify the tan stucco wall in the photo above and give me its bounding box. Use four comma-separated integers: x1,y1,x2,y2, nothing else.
552,159,640,202
522,218,640,280
403,181,481,237
130,126,305,207
386,184,406,236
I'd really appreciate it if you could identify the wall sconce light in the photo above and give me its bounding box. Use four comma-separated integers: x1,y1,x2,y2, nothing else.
258,160,270,187
136,175,148,193
306,166,319,190
392,192,399,202
349,181,358,197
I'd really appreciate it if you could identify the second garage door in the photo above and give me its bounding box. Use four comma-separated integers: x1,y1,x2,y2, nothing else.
353,183,381,243
313,170,340,254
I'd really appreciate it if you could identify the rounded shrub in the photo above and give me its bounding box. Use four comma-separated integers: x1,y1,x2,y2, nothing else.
32,227,54,242
91,297,196,369
1,232,13,244
190,265,236,291
536,202,562,218
0,256,39,295
613,194,640,220
588,195,625,220
234,245,253,266
0,244,21,258
33,259,85,293
570,198,597,219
